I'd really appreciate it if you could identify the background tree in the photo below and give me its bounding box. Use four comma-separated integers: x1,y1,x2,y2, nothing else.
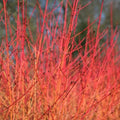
0,0,120,45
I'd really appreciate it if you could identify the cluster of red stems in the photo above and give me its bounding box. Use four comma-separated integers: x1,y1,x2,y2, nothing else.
0,0,120,120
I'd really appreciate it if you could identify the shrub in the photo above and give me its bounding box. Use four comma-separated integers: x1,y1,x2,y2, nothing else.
0,0,120,119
